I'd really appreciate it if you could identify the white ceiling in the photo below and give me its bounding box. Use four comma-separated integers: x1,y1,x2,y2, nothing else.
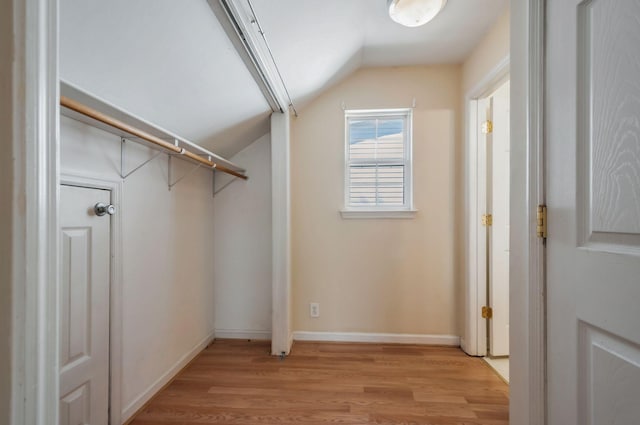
60,0,270,157
250,0,509,106
60,0,508,158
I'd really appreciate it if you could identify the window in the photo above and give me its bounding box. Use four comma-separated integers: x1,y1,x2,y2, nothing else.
342,109,414,218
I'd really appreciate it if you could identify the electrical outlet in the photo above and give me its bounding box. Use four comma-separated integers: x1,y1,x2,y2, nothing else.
310,302,320,318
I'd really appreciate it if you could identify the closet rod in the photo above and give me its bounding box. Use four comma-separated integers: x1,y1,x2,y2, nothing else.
60,96,248,180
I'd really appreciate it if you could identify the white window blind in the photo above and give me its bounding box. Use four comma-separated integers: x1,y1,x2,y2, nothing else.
345,109,412,211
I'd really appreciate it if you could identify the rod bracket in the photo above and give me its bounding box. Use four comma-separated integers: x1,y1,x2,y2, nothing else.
120,138,163,180
168,154,203,190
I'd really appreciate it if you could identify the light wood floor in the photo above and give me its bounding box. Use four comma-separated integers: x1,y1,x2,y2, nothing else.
129,340,509,425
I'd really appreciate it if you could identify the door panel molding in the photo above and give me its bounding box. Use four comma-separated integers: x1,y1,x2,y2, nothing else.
60,174,124,425
59,227,92,370
578,321,640,425
60,382,90,425
577,0,640,255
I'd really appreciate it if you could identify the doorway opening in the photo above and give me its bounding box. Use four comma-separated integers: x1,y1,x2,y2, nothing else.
463,64,510,384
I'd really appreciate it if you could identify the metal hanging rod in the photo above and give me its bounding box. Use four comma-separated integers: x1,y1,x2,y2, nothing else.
60,95,248,180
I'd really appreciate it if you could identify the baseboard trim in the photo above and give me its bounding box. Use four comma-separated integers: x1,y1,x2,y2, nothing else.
214,329,272,340
292,331,460,346
121,331,214,423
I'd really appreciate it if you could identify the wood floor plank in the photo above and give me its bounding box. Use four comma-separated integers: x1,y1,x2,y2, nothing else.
128,340,508,425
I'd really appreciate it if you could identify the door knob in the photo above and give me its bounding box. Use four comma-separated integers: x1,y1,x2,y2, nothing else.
94,202,115,216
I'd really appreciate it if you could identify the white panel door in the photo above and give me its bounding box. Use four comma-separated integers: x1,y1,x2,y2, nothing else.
488,80,510,357
547,1,640,424
60,185,111,425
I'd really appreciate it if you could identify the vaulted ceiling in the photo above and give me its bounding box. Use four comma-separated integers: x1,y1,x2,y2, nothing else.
60,0,508,158
250,0,508,106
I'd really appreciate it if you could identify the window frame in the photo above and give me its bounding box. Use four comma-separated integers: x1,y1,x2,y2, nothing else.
341,108,416,218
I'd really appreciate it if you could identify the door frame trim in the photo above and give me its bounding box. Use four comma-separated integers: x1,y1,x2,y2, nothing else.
463,57,510,357
510,0,546,424
10,0,60,423
60,174,124,425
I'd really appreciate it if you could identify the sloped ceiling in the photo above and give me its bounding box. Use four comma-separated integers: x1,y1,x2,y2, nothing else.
60,0,508,157
60,0,271,157
249,0,509,106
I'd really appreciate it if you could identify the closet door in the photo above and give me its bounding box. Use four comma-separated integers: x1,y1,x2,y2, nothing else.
488,80,510,357
546,0,640,423
59,184,112,425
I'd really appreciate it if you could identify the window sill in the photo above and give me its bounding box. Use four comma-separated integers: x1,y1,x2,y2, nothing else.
339,209,418,219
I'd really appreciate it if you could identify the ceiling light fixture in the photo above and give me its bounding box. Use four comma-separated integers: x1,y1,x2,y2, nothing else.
387,0,447,27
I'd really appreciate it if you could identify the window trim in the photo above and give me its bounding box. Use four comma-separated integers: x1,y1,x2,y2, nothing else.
339,209,418,219
342,108,415,216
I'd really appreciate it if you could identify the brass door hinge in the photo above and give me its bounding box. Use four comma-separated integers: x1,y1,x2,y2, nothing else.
482,214,493,226
537,205,547,239
481,120,493,134
482,306,493,319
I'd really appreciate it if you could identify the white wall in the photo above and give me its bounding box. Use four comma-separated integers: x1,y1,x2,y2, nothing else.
460,8,510,354
462,8,510,94
212,134,272,339
291,66,461,338
60,116,215,421
0,0,14,422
